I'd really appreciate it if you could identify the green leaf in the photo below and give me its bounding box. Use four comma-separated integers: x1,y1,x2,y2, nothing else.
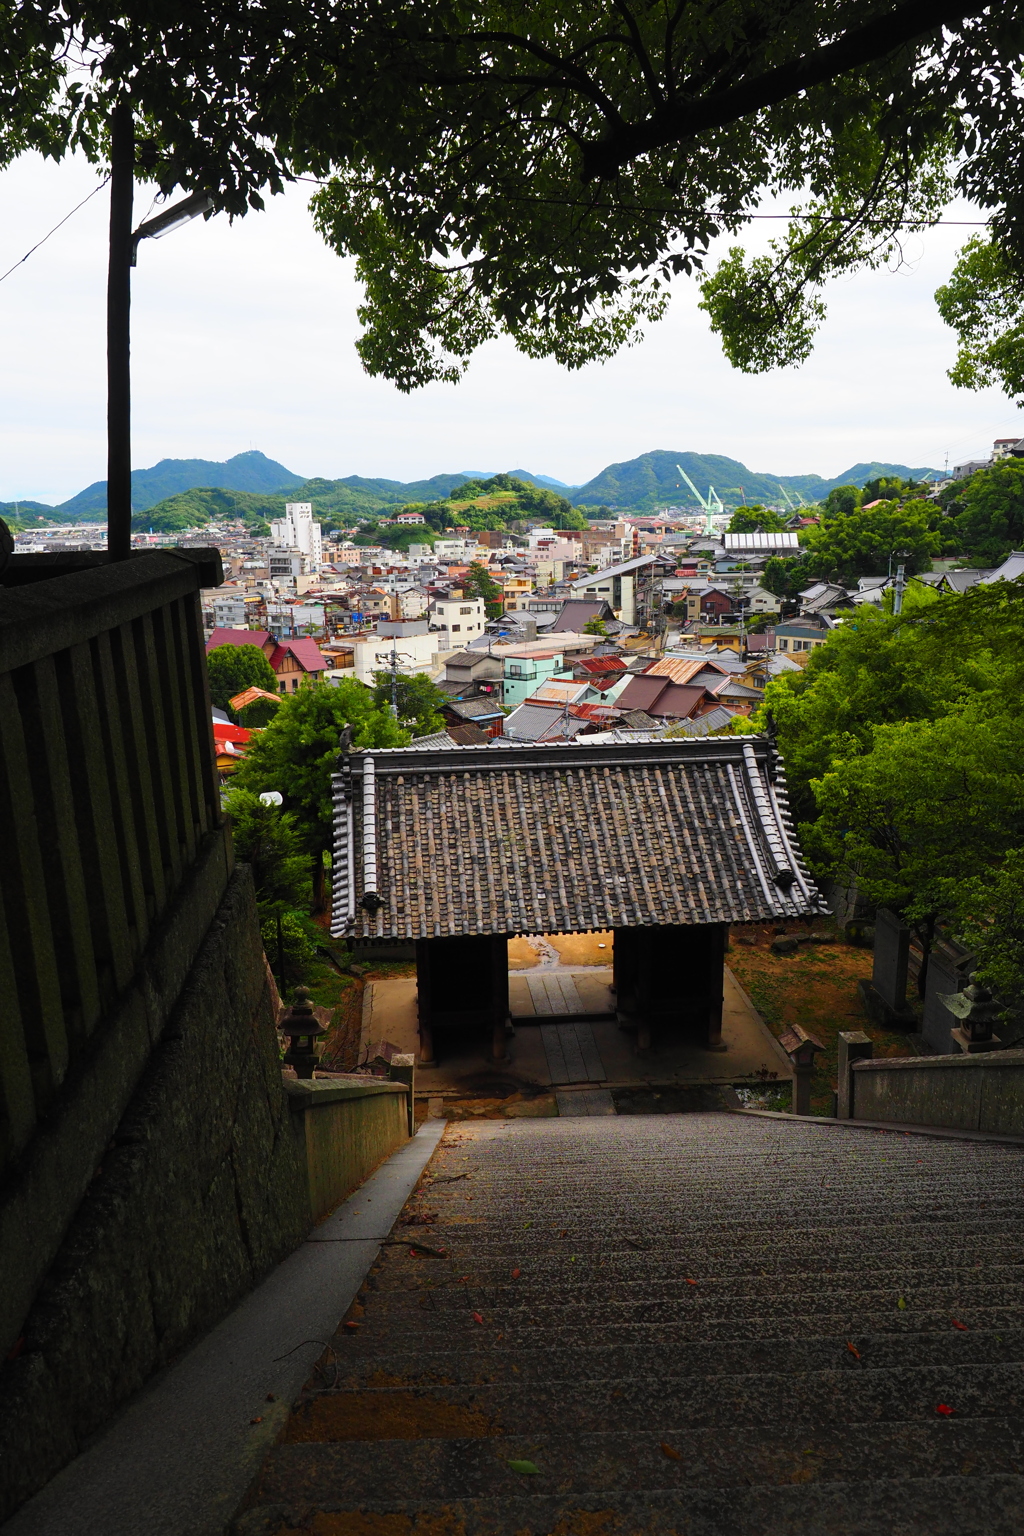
508,1460,541,1476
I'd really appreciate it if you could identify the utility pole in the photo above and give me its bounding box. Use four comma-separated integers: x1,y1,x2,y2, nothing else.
106,100,134,562
893,562,906,616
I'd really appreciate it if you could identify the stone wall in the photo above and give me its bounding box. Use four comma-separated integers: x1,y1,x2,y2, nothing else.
850,1049,1024,1136
0,866,310,1522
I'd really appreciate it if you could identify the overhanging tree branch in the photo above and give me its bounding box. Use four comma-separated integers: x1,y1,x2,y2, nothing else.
580,0,987,179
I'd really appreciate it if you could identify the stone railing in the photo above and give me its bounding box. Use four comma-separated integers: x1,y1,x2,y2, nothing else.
0,550,226,1355
838,1033,1024,1137
285,1077,412,1222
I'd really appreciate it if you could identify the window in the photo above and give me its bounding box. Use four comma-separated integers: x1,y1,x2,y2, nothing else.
778,638,788,650
452,624,461,632
279,679,287,692
509,665,523,678
460,606,473,615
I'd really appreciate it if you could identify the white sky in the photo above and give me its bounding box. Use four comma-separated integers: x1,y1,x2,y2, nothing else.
1,151,1022,504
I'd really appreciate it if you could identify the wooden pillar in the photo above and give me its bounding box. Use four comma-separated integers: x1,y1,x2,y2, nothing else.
635,928,654,1053
704,923,727,1051
490,933,510,1062
415,938,435,1066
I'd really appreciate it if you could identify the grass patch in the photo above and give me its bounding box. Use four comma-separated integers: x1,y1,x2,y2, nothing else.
730,922,918,1116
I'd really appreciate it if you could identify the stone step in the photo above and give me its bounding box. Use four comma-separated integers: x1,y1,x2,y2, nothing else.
233,1475,1024,1536
333,1306,1024,1347
281,1363,1024,1437
348,1285,1024,1329
330,1331,1024,1386
245,1418,1024,1505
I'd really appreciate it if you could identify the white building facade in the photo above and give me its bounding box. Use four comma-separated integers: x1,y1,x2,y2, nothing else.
270,502,323,571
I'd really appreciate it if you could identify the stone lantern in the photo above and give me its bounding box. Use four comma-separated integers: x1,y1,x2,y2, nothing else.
941,983,1003,1054
280,986,327,1078
779,1023,825,1115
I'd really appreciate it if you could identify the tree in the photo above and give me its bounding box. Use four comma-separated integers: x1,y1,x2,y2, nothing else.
206,643,279,714
727,505,785,534
801,500,939,585
583,616,608,635
808,706,1024,995
957,851,1024,1022
940,459,1024,565
462,560,504,619
761,555,808,599
821,486,862,519
231,680,408,910
302,2,1021,389
371,671,446,736
935,236,1024,404
224,787,311,916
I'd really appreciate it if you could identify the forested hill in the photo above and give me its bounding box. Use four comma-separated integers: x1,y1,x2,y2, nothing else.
567,451,943,512
5,449,944,529
57,450,305,519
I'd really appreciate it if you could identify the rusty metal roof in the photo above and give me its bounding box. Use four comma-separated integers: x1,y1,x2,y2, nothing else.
331,737,825,941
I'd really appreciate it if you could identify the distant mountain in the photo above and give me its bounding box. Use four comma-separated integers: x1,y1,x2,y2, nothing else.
507,469,578,489
568,450,942,511
57,450,304,518
15,449,944,528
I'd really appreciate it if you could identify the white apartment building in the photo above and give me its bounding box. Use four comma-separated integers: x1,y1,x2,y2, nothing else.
428,595,486,646
433,539,478,561
270,502,323,571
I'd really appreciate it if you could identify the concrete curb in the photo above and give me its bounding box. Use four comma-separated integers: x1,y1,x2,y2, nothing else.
728,1106,1024,1147
3,1121,447,1536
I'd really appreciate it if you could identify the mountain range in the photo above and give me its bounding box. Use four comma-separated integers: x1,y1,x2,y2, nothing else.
1,448,942,527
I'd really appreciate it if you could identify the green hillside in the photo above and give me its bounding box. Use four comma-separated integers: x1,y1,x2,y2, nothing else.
131,487,287,532
59,450,303,517
568,450,942,511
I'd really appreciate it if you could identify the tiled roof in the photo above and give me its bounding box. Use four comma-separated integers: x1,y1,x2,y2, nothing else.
206,628,271,652
503,702,590,742
331,737,826,940
644,656,726,686
549,600,612,632
615,676,714,719
268,638,328,673
444,696,506,721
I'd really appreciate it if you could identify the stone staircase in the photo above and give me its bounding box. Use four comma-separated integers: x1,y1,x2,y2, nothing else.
233,1112,1024,1535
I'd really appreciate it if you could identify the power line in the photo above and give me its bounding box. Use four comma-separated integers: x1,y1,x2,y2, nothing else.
0,176,111,287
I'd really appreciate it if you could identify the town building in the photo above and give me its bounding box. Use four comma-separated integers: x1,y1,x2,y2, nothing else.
269,502,323,571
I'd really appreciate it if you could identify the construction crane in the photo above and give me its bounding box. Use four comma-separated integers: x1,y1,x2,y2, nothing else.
676,466,723,537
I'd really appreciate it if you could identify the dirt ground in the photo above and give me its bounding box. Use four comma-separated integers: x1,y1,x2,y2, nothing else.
507,932,614,969
728,922,918,1115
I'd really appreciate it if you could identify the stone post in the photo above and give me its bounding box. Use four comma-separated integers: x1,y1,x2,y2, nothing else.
779,1024,825,1116
389,1053,416,1136
837,1030,873,1119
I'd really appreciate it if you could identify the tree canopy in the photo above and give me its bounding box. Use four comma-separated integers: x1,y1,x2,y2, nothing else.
8,4,1023,398
799,498,940,584
371,671,447,735
206,642,278,713
763,576,1024,990
727,505,786,535
937,458,1024,566
231,679,408,905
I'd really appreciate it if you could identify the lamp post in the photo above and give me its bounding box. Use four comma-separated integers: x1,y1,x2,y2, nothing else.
105,102,213,562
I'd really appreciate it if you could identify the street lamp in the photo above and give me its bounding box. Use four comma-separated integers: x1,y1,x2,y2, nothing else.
106,101,214,562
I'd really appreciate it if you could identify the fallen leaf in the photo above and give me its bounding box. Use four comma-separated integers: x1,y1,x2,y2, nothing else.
249,1417,263,1425
660,1442,682,1461
951,1318,969,1331
897,1297,906,1310
508,1460,541,1475
846,1341,861,1360
472,1312,485,1325
523,1222,532,1229
560,1230,568,1238
685,1278,697,1287
569,1256,577,1263
342,1321,360,1332
512,1268,521,1279
936,1403,955,1416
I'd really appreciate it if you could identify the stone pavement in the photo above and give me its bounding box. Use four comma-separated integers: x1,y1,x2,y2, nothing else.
362,968,791,1097
233,1111,1024,1535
